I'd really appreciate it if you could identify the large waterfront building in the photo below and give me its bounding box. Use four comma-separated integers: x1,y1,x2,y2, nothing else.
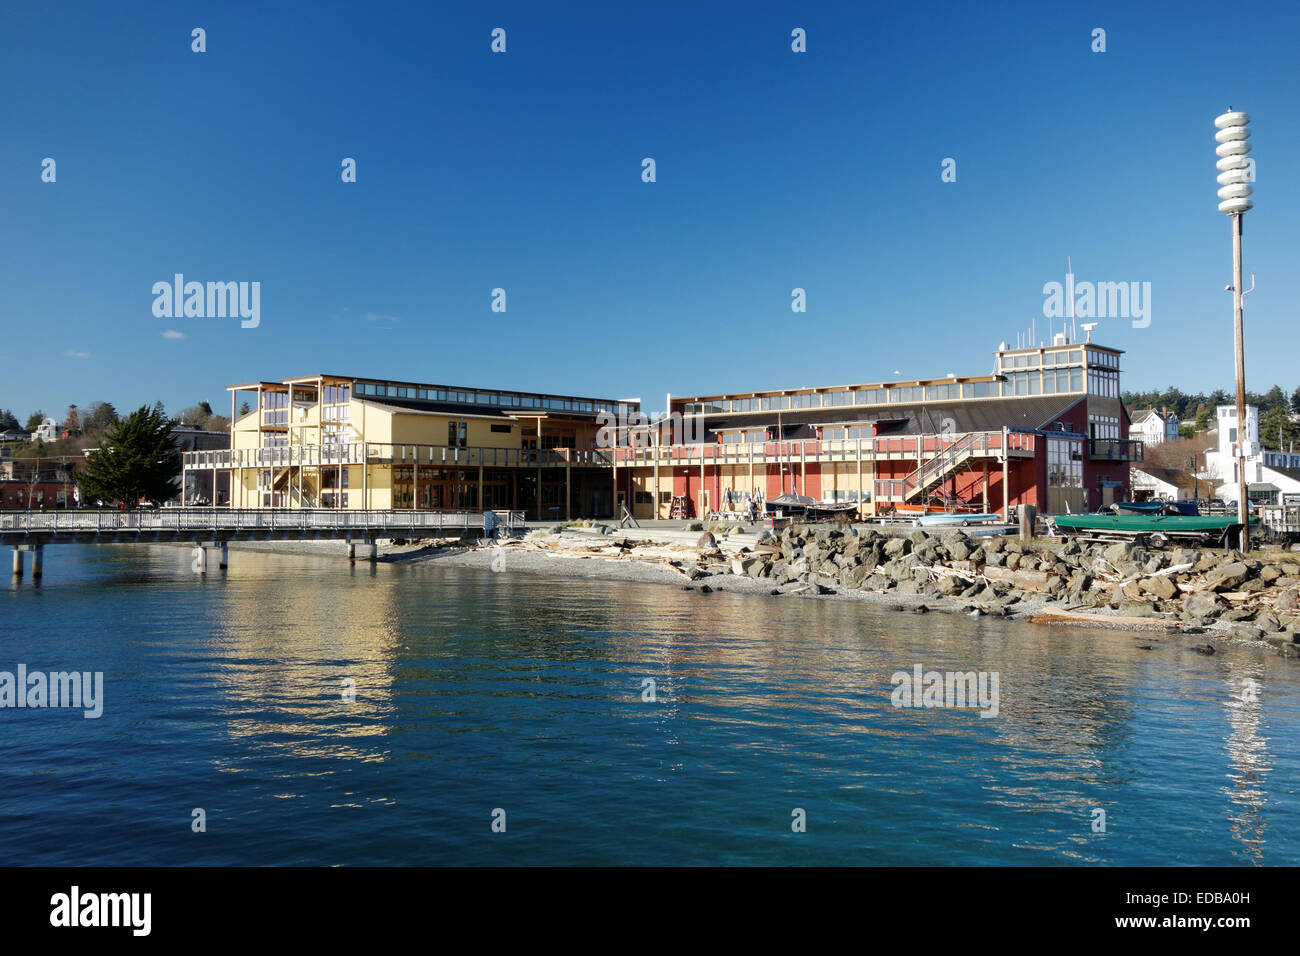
183,334,1144,520
182,375,638,519
612,334,1140,519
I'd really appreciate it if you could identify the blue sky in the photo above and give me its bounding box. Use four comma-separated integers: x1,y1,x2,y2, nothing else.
3,0,1298,421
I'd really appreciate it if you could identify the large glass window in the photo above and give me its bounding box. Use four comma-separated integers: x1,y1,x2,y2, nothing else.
1047,438,1083,487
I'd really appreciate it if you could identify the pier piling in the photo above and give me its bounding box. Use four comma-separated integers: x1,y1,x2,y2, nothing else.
12,548,22,578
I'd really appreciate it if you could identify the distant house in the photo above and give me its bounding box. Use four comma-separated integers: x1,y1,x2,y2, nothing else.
1131,407,1180,445
0,457,79,509
1204,404,1300,504
30,417,59,443
0,428,31,443
1130,465,1194,501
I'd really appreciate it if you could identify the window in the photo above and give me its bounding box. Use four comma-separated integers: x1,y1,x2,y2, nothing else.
1088,414,1120,441
660,491,672,504
635,491,654,505
1047,438,1083,488
820,426,870,441
490,423,512,433
448,421,467,447
854,388,886,405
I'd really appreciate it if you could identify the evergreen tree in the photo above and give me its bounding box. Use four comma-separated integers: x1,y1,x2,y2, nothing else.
76,403,181,507
0,409,18,431
1260,405,1300,453
24,410,45,430
1262,385,1287,412
1291,386,1300,416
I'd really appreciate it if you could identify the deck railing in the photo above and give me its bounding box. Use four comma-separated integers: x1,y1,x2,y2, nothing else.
612,429,1037,466
1088,439,1144,462
183,444,612,470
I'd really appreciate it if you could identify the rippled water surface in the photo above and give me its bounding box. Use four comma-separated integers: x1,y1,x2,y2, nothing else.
2,544,1298,865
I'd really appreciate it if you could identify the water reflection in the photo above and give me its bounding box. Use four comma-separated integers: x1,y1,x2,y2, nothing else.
2,543,1298,865
1221,658,1270,864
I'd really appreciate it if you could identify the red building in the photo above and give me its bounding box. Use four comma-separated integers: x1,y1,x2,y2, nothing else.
612,335,1141,519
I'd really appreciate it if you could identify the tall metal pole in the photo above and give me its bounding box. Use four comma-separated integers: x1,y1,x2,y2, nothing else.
1232,212,1249,550
1215,107,1254,551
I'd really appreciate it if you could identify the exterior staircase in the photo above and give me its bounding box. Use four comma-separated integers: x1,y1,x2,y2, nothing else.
273,467,319,507
876,432,986,503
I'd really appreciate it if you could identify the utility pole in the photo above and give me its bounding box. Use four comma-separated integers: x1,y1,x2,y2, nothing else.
1215,109,1254,550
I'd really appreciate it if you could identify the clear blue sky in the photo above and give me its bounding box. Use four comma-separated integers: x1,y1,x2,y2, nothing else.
3,0,1297,421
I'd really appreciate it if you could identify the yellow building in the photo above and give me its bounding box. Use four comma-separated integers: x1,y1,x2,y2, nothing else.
182,375,638,520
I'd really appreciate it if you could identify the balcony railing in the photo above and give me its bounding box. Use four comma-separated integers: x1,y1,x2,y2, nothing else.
1088,439,1144,462
184,444,613,470
611,429,1036,465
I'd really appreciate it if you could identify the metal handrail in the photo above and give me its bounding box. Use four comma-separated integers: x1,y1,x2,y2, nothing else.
0,507,527,534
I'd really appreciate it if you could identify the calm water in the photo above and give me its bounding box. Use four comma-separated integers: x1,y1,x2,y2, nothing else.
2,543,1298,866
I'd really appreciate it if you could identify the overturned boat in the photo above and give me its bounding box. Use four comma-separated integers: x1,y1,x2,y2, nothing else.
766,494,859,519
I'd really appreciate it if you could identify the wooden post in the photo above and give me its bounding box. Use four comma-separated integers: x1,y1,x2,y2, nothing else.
31,545,43,579
1019,504,1036,542
12,548,23,578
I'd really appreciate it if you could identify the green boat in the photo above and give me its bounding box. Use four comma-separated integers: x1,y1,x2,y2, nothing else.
1050,513,1258,548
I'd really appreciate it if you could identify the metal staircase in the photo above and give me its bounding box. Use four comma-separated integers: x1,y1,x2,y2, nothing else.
876,432,987,503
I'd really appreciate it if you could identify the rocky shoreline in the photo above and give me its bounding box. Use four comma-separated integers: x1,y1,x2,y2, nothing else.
382,521,1300,659
684,523,1300,657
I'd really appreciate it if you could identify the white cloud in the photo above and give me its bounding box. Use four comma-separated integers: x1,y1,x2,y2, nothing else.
161,330,186,340
361,312,399,323
63,350,91,359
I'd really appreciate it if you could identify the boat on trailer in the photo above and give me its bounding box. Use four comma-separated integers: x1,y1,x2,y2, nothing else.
1049,512,1258,549
913,512,1004,528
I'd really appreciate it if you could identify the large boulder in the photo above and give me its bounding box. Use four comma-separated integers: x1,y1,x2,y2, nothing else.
1104,541,1140,567
1205,561,1251,592
883,537,910,558
1181,590,1223,619
946,538,972,561
1140,575,1180,601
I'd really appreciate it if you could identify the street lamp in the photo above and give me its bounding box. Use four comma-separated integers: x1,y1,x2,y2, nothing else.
1215,108,1253,550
